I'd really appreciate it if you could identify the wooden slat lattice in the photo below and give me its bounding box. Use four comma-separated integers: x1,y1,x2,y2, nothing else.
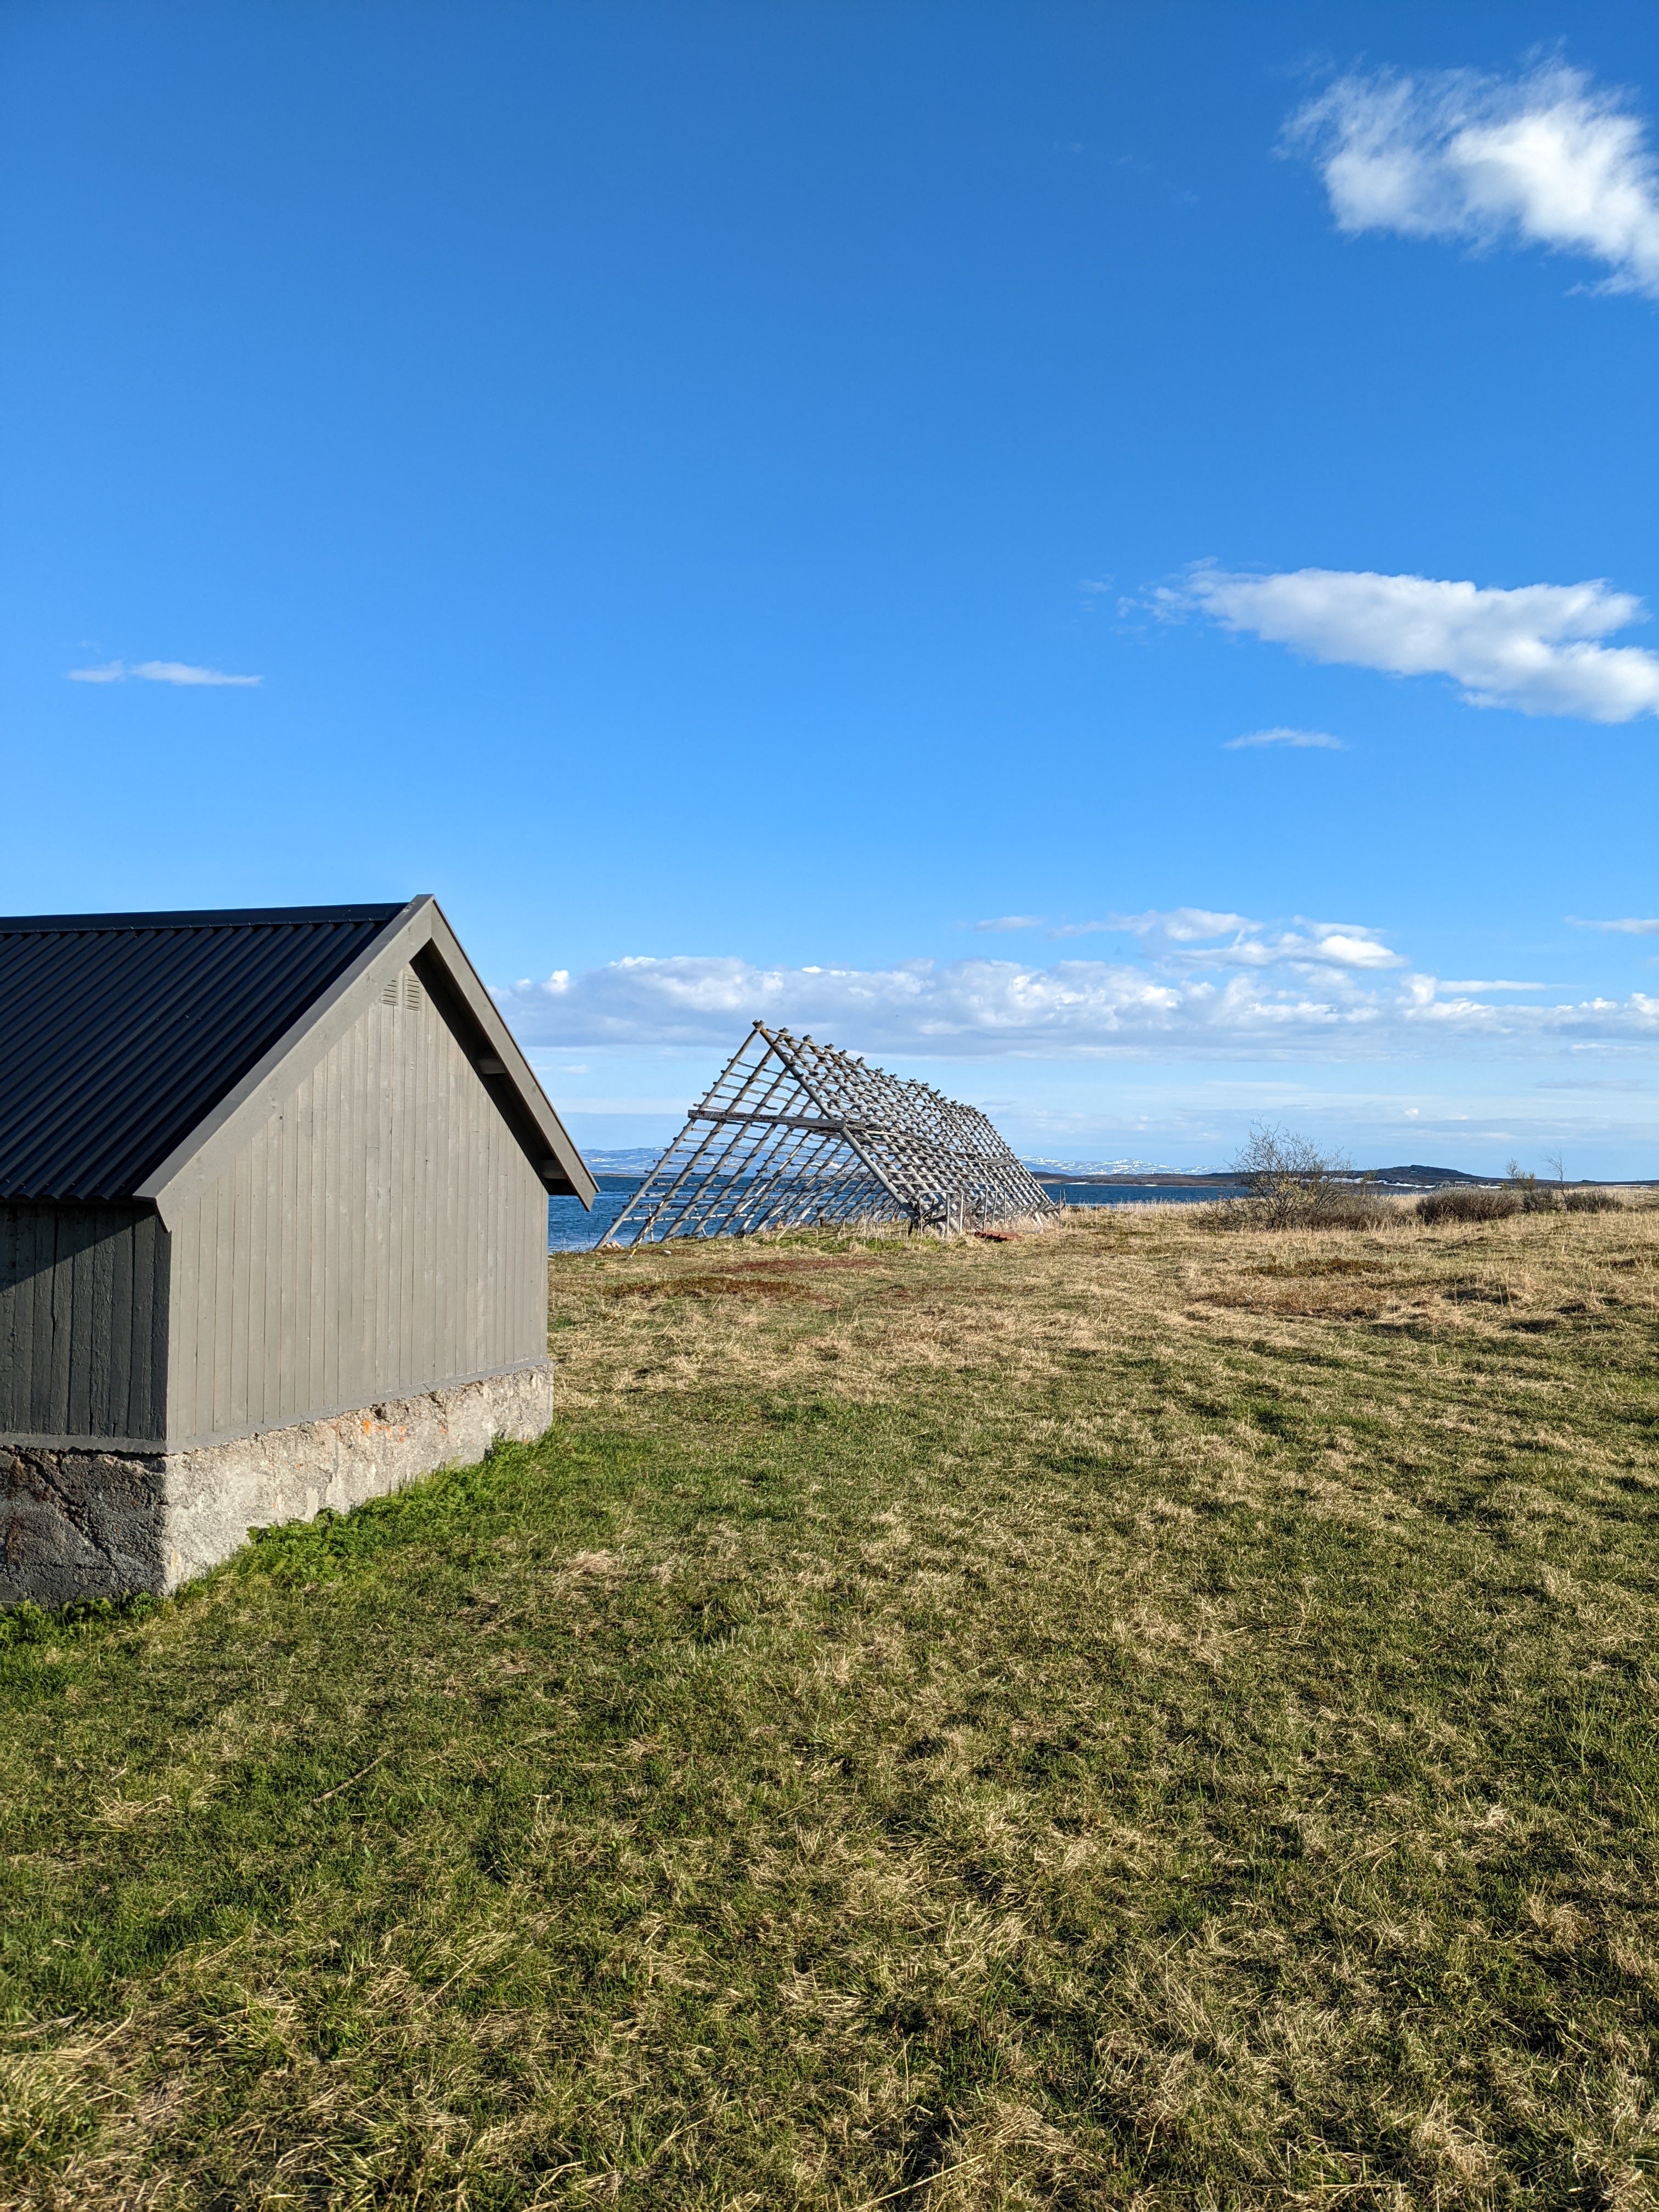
598,1024,1057,1247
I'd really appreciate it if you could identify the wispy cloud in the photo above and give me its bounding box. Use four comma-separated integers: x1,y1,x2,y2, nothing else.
971,915,1046,932
133,659,262,687
494,943,1659,1061
1224,726,1347,751
1060,909,1400,968
1567,915,1659,933
1285,63,1659,297
1165,564,1659,722
66,658,262,687
1066,907,1254,945
492,907,1653,1062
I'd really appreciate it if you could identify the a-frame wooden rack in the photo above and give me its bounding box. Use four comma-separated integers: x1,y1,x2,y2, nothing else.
598,1022,1057,1247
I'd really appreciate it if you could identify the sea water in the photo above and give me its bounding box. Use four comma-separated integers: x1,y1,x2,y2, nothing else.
548,1175,645,1251
548,1176,1241,1253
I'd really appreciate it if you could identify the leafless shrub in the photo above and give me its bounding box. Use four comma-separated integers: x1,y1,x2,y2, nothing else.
1417,1187,1520,1227
1509,1159,1562,1214
1565,1187,1622,1214
1225,1124,1383,1231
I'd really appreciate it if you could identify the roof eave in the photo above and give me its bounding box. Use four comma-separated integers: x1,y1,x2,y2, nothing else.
135,896,596,1223
420,899,598,1207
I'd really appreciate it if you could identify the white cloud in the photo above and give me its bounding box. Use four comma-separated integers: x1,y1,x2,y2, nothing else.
134,659,261,687
1171,565,1659,722
65,658,261,687
1057,909,1401,968
1568,915,1659,933
1300,932,1402,971
1224,726,1346,751
1286,63,1659,296
972,915,1046,932
1060,907,1254,944
495,909,1659,1063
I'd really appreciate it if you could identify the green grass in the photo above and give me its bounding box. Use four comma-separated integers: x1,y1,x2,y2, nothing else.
7,1207,1659,2207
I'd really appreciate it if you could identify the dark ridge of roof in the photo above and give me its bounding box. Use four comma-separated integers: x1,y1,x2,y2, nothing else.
0,903,405,933
0,904,405,1200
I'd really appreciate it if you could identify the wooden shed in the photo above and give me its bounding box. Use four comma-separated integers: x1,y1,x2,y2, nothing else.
1,896,595,1606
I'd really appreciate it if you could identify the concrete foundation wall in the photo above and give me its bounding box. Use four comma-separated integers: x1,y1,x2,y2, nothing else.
2,1360,552,1609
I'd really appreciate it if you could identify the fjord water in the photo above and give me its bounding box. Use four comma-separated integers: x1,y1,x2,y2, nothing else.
548,1176,1241,1252
549,1175,652,1252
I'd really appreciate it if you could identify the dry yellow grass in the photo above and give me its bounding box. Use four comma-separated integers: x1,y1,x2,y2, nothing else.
5,1201,1659,2207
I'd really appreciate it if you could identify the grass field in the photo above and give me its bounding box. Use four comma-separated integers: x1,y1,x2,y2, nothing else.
7,1203,1659,2209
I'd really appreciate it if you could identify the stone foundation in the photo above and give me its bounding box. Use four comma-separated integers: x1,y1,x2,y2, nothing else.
1,1363,554,1609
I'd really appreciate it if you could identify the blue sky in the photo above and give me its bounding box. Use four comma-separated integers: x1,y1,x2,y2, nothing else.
4,1,1658,1172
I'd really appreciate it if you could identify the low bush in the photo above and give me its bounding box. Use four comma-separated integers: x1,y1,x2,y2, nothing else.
1317,1189,1397,1230
1417,1186,1519,1226
1223,1123,1391,1232
1565,1186,1622,1214
1507,1161,1565,1213
1203,1188,1397,1233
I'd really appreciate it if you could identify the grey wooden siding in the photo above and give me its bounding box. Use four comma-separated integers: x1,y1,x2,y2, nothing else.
165,968,547,1449
0,1204,169,1445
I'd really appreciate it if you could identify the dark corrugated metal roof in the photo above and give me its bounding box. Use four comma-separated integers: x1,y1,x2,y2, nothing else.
0,904,404,1200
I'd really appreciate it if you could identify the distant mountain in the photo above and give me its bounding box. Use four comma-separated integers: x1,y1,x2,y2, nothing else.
1028,1163,1499,1189
1363,1164,1492,1188
582,1149,1531,1191
1029,1170,1242,1188
1022,1156,1176,1175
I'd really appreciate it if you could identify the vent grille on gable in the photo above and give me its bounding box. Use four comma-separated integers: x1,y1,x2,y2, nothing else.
380,974,424,1010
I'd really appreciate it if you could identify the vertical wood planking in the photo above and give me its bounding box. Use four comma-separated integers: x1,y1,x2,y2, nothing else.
262,1096,283,1431
357,1011,375,1404
279,1074,300,1425
7,1211,37,1431
0,1204,168,1443
394,995,411,1391
108,1213,134,1431
168,1190,198,1444
44,1214,77,1431
138,1210,168,1441
210,1169,233,1442
306,1064,325,1420
416,1007,433,1375
320,1039,339,1415
27,1214,54,1432
0,1210,36,1431
227,1139,248,1437
0,1210,16,1431
162,964,549,1446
